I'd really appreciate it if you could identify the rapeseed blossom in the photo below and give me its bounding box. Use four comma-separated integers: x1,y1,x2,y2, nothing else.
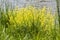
0,6,58,40
7,6,55,29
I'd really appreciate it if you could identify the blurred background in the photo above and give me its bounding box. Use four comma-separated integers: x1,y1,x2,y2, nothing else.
0,0,58,13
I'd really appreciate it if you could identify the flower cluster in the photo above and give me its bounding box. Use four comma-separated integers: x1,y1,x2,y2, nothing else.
7,6,55,28
0,6,57,40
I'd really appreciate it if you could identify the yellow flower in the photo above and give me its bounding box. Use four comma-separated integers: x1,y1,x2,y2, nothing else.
41,6,46,13
7,6,55,29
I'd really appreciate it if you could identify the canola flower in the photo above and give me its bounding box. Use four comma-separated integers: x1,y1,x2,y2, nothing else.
0,6,58,40
6,6,56,28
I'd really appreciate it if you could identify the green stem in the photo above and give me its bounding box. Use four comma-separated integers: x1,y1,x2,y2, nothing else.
56,0,60,26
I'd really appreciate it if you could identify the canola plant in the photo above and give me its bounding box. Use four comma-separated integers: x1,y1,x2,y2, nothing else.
0,6,59,40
